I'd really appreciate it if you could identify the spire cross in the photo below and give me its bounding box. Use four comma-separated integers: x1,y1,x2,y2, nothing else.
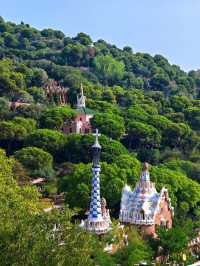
93,129,101,148
93,128,101,139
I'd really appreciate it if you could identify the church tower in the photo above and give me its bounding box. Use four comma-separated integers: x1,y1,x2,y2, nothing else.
62,83,94,134
81,129,111,234
77,83,86,108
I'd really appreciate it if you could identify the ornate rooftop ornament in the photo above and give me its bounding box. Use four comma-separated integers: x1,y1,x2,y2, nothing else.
119,162,174,237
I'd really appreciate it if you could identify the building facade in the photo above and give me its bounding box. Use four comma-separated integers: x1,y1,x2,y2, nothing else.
63,84,94,134
81,129,111,234
119,163,174,237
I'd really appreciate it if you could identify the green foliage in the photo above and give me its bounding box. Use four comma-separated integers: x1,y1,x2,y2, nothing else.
63,134,128,164
0,17,199,263
151,165,200,215
14,146,54,178
59,154,140,211
94,55,125,85
164,159,200,182
115,229,152,265
0,59,25,97
150,226,188,256
0,97,10,119
0,149,102,266
26,129,66,161
126,121,161,149
0,120,27,153
91,112,125,139
12,116,37,133
40,106,75,130
59,162,125,210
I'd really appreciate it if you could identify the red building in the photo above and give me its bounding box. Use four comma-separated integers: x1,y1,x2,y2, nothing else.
63,84,94,134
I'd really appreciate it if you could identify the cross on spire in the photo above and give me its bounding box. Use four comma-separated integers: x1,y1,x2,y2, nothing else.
93,129,101,148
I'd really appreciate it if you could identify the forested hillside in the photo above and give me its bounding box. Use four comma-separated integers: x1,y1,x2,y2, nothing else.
0,16,200,264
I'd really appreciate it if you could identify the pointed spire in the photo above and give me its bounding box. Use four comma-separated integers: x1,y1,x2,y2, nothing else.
92,129,101,168
77,82,86,108
80,82,84,96
140,162,150,182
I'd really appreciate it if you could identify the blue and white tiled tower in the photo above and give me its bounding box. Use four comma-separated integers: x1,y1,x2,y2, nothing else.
81,129,111,234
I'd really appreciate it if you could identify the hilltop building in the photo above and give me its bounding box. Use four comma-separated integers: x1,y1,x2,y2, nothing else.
63,83,94,134
81,129,111,234
119,163,174,237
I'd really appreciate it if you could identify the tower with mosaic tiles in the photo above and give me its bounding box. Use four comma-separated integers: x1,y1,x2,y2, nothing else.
81,129,111,234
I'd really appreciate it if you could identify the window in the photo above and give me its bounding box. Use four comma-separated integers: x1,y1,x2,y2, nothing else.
140,210,145,220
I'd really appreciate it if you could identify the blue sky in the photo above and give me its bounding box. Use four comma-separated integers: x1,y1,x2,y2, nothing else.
1,0,200,71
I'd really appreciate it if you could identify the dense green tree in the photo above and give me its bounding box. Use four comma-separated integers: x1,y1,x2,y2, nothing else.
115,229,152,265
28,86,47,103
151,227,188,257
26,129,66,161
14,146,54,178
59,162,127,210
73,32,92,46
185,107,200,130
94,55,125,85
162,122,191,149
63,134,128,164
91,113,125,139
13,104,44,120
40,106,75,130
12,116,37,133
126,121,161,149
150,73,170,92
0,97,10,119
0,121,27,153
12,90,34,103
0,149,97,266
0,59,25,97
151,165,200,213
62,43,86,66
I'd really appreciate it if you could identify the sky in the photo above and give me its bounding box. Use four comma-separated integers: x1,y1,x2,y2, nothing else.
1,0,200,71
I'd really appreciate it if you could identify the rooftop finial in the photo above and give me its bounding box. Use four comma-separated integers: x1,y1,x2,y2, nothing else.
92,129,101,149
143,162,149,171
80,82,84,96
140,162,150,182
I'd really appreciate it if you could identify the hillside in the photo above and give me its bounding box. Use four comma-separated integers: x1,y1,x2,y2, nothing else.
0,16,200,264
